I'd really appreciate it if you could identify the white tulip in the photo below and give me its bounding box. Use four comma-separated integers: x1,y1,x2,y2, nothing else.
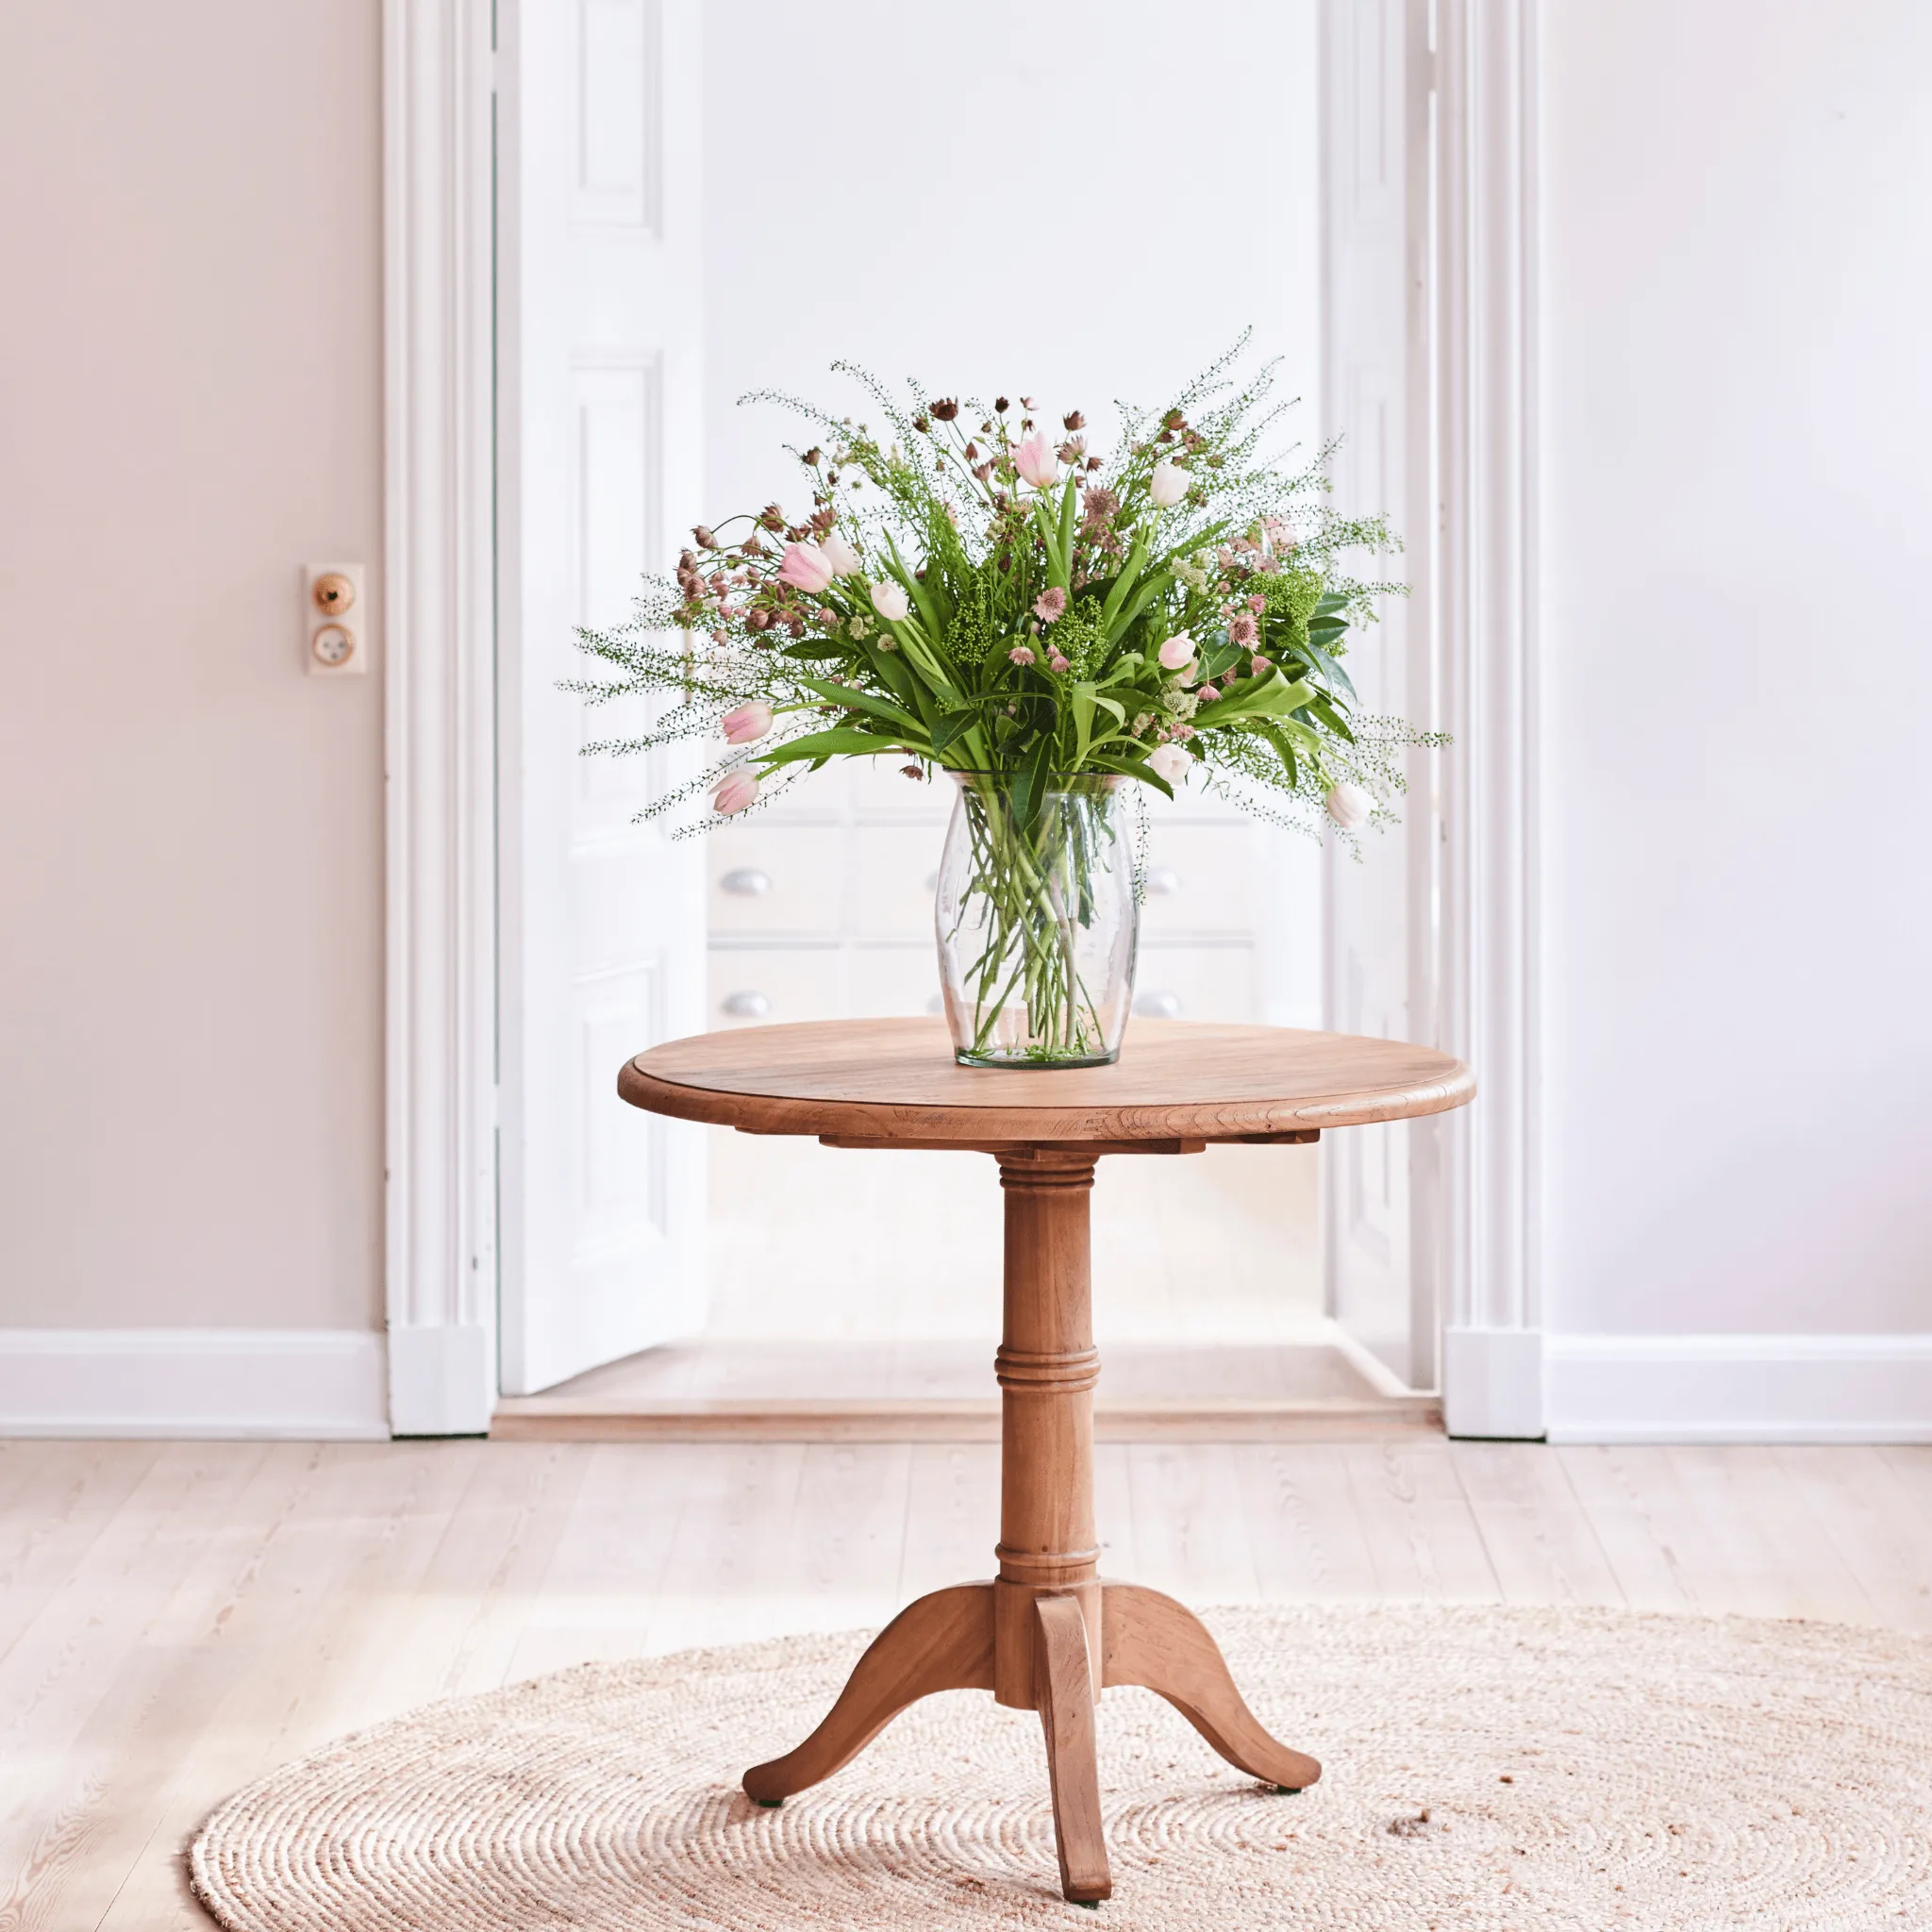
820,532,861,576
1149,461,1191,508
1325,781,1374,830
870,580,911,623
1147,742,1193,785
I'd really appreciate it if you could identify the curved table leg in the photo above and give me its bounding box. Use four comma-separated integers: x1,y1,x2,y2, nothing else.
742,1583,995,1804
1034,1594,1112,1903
1101,1582,1323,1792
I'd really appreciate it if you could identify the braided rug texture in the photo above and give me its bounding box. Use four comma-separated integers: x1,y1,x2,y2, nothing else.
191,1604,1932,1931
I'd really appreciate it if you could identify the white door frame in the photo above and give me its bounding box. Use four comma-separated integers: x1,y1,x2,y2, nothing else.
378,0,1545,1438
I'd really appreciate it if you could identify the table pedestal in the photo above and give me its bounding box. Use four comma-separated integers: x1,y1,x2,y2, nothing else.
742,1148,1322,1905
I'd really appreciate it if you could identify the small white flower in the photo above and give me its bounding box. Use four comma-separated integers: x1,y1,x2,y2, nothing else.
1325,782,1374,830
1148,742,1193,785
1149,461,1191,508
870,580,911,623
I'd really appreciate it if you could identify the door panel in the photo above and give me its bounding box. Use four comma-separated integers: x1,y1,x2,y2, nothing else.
1321,0,1438,1389
497,0,708,1395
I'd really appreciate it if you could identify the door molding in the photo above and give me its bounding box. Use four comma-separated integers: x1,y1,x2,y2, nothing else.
1434,0,1544,1436
381,0,498,1434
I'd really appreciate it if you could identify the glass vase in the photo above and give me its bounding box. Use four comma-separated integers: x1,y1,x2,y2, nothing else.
934,774,1139,1068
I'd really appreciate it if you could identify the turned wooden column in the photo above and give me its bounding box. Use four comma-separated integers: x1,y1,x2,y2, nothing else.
991,1149,1103,1708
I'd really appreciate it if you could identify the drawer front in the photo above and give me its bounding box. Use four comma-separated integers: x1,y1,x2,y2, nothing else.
706,825,846,936
1140,824,1257,938
1130,944,1257,1025
849,942,945,1018
850,824,948,940
706,945,842,1028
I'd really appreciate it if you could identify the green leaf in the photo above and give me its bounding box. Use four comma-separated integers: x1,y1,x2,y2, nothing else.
1313,592,1350,617
1056,472,1078,586
1099,527,1152,627
756,724,910,768
930,708,978,756
1302,692,1356,743
1086,749,1174,800
1010,733,1053,827
796,676,921,733
779,640,851,660
1254,719,1299,787
1298,638,1357,701
1070,682,1097,769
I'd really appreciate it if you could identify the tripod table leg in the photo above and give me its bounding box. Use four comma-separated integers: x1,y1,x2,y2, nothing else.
1034,1593,1112,1904
1101,1582,1323,1792
741,1583,995,1804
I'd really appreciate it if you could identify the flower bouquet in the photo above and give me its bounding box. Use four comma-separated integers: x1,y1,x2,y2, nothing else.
574,339,1438,1068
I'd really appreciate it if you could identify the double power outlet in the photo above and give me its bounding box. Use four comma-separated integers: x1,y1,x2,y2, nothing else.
304,562,369,676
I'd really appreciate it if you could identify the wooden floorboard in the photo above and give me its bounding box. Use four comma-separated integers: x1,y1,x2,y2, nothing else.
3,1437,1931,1926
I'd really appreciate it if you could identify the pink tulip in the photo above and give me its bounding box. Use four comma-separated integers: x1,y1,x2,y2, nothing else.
777,542,836,593
713,770,760,815
721,701,772,745
1147,742,1193,784
870,580,910,623
1012,431,1058,490
1158,632,1195,671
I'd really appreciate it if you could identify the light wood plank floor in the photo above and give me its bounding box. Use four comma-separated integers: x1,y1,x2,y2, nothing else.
4,1437,1931,1927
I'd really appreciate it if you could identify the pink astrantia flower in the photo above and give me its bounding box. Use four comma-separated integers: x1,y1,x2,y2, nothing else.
713,770,759,815
1158,633,1195,671
1229,614,1258,646
1012,432,1058,490
1008,645,1036,667
721,701,772,745
1247,594,1267,614
1195,682,1220,702
1034,587,1067,623
1048,652,1072,675
1250,655,1271,677
777,541,836,593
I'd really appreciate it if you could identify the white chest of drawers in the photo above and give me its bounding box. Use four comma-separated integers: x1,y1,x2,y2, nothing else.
705,760,1318,1031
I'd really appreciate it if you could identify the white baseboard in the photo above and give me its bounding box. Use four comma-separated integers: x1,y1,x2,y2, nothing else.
0,1329,390,1440
388,1322,493,1437
1545,1333,1932,1444
1442,1325,1546,1439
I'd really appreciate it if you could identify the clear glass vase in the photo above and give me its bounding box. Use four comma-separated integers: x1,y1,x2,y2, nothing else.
934,774,1139,1068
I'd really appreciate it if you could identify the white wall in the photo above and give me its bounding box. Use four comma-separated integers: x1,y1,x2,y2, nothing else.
705,0,1320,560
1537,3,1932,1431
0,5,385,1341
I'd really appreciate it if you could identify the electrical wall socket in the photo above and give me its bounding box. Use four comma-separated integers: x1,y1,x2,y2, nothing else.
304,562,369,676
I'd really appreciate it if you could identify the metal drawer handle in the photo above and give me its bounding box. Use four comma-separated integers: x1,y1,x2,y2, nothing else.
720,867,772,897
721,991,771,1019
1134,990,1184,1019
1144,866,1182,897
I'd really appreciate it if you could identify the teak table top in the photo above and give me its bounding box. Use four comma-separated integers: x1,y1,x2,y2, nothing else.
621,1016,1474,1147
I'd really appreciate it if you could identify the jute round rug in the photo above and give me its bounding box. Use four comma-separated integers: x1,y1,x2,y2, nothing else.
191,1605,1932,1930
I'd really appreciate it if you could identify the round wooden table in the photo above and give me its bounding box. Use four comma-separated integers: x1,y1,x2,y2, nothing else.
619,1017,1474,1905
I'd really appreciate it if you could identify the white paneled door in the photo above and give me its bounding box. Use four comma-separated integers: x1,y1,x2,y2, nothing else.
496,0,708,1395
1320,0,1441,1391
